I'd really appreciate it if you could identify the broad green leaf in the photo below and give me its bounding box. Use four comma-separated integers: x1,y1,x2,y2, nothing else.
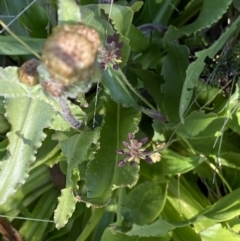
58,0,81,24
166,0,232,39
84,99,140,206
0,67,43,97
179,15,240,122
0,97,56,204
229,110,240,135
47,203,85,240
181,0,231,33
170,0,202,27
220,152,240,170
130,1,144,12
102,67,139,109
162,199,202,241
191,187,240,222
19,2,50,38
54,187,78,229
167,177,214,232
34,129,59,166
161,41,189,122
177,111,226,139
19,188,58,240
75,207,105,241
130,68,164,111
102,227,169,241
135,43,163,70
200,224,240,241
100,4,133,37
128,25,148,52
125,218,175,237
80,4,113,40
0,36,44,55
158,149,205,175
0,164,52,215
122,181,168,225
192,78,227,112
60,131,98,186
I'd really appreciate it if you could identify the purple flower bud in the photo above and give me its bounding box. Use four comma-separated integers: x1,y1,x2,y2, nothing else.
123,141,130,148
99,62,106,70
118,160,126,167
145,156,153,164
115,50,121,58
112,33,118,43
113,64,119,70
107,35,113,44
140,137,148,145
117,42,124,49
116,149,125,154
128,133,134,140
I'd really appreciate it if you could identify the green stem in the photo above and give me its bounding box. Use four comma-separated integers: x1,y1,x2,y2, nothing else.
0,20,41,59
118,68,156,110
76,207,105,241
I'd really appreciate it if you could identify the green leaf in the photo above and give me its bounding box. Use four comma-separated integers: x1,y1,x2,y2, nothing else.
135,43,163,70
130,68,164,111
158,149,205,175
161,41,189,122
102,68,139,109
162,199,202,241
166,0,232,39
122,181,168,225
19,188,58,241
125,218,175,237
80,4,113,39
83,99,140,206
100,4,134,37
0,164,53,216
58,0,81,24
200,224,240,241
130,1,144,12
128,25,148,52
192,187,240,222
0,97,56,204
166,177,214,232
177,111,226,139
179,15,240,122
102,227,168,241
19,2,50,38
0,67,38,97
54,187,78,229
0,36,44,55
60,131,98,186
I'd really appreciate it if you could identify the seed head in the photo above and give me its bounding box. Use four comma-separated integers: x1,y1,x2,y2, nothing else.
41,24,101,87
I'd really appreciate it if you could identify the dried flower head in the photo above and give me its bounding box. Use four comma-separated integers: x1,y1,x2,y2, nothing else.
41,23,100,87
117,133,153,167
99,32,124,70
